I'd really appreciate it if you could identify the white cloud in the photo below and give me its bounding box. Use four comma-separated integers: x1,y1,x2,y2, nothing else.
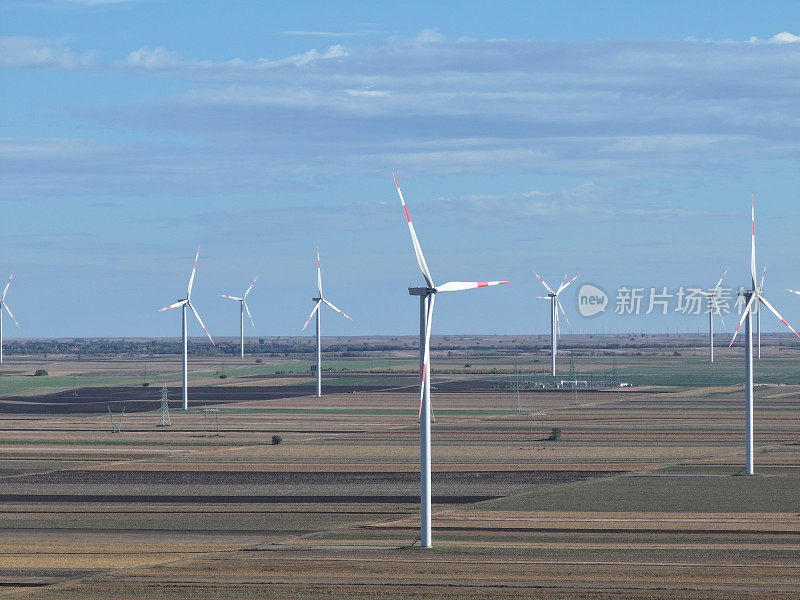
748,31,800,44
770,31,800,44
414,28,446,44
120,44,348,72
0,36,95,69
123,46,181,69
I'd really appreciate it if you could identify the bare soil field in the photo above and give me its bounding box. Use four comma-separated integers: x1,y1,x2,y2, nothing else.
0,336,799,598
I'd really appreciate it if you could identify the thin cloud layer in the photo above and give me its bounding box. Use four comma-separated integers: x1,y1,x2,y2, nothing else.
4,31,800,199
0,36,95,69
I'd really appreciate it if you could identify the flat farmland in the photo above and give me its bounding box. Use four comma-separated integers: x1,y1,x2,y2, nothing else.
0,336,799,598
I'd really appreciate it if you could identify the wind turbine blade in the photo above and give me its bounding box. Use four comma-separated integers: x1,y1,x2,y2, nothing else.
317,247,323,296
729,293,757,347
321,298,353,321
687,289,711,296
188,301,214,346
1,272,13,302
3,303,20,328
419,292,436,419
534,272,555,295
557,273,581,295
243,300,255,328
788,289,800,297
710,296,725,327
759,295,800,340
436,281,508,292
220,294,243,301
301,301,321,333
760,267,767,292
394,172,434,289
557,298,570,325
243,275,258,299
712,269,728,293
536,296,551,300
750,195,757,288
158,300,188,312
187,247,199,298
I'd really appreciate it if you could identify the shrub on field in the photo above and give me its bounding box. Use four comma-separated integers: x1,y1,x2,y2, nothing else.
271,435,283,445
33,369,48,376
548,427,562,441
219,373,227,379
255,358,263,363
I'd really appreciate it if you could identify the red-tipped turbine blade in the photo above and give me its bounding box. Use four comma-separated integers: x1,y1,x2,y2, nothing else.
316,247,322,296
729,294,757,347
243,300,255,328
557,273,581,295
187,247,200,298
1,272,13,302
750,195,757,289
188,301,214,346
321,298,353,321
394,173,434,289
534,272,555,295
3,303,20,328
418,293,435,419
436,281,508,292
243,276,259,299
301,301,321,333
759,295,800,340
158,299,187,312
713,269,728,293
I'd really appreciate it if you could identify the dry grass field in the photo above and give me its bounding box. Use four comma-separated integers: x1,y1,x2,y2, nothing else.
0,335,799,599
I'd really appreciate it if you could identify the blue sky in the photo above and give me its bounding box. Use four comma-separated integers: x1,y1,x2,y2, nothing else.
2,0,800,339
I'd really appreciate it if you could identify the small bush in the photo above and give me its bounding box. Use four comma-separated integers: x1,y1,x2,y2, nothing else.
142,382,150,387
33,369,48,376
219,374,228,379
547,427,562,441
271,435,283,445
255,358,263,364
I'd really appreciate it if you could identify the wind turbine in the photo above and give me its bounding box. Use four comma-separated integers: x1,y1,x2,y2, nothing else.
221,276,258,359
688,269,727,363
158,248,215,410
301,248,352,398
0,273,20,365
534,272,580,376
728,196,799,475
394,172,507,548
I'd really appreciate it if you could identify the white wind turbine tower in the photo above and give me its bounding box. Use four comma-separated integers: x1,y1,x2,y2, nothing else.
301,248,352,398
688,269,727,363
534,272,579,376
0,273,20,365
394,173,507,548
158,248,215,410
728,196,799,475
756,267,766,359
221,276,258,359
